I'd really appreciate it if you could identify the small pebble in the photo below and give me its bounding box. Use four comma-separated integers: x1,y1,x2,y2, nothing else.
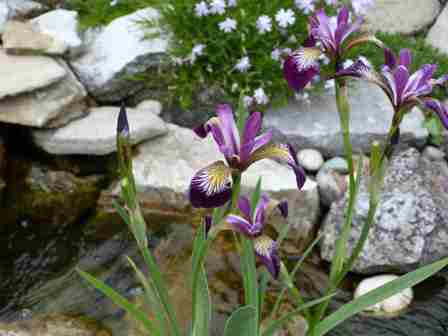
316,168,347,207
297,149,324,172
422,146,445,161
354,274,413,317
322,157,349,174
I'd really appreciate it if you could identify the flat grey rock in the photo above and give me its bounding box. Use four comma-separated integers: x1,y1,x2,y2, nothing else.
320,148,448,273
132,124,320,245
70,8,170,103
0,48,66,99
363,0,440,34
0,60,87,127
32,106,168,155
426,5,448,55
265,81,428,157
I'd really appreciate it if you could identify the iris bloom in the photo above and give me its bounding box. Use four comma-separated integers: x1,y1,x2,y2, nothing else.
334,48,448,128
226,194,286,279
283,6,375,91
189,104,305,208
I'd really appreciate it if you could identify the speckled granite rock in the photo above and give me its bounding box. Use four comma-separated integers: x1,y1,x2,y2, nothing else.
320,148,448,273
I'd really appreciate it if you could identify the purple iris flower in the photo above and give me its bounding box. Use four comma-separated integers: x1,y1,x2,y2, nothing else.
334,48,448,127
188,104,306,208
283,6,365,91
226,194,286,279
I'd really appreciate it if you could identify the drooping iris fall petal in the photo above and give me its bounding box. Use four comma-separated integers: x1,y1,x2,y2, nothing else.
254,236,280,279
189,161,233,208
283,48,321,92
424,99,448,129
226,214,263,237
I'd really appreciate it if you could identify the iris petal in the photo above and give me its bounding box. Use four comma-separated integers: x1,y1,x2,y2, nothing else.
227,214,263,237
254,193,270,228
424,99,448,129
254,236,280,279
216,104,240,156
238,196,252,220
189,161,233,208
248,143,306,190
399,49,412,69
384,48,397,69
283,48,321,92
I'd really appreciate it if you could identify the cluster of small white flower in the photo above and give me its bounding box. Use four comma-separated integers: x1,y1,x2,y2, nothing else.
243,87,269,107
351,0,375,15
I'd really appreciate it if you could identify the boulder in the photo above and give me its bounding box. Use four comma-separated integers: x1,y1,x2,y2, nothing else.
5,0,46,19
0,60,87,128
136,99,162,115
426,5,448,55
70,8,170,103
320,148,448,273
264,81,428,157
33,106,168,155
31,9,83,57
0,48,66,99
363,0,440,34
3,20,66,55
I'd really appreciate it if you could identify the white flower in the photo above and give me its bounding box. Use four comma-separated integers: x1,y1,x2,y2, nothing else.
110,0,118,6
275,8,296,28
243,95,254,107
343,59,354,68
352,0,375,15
254,87,269,105
282,47,292,55
209,0,226,14
191,43,205,63
195,1,209,17
325,0,338,5
256,15,272,34
231,83,239,92
219,17,237,32
271,48,281,61
235,56,251,72
228,0,237,7
325,79,335,91
295,0,315,15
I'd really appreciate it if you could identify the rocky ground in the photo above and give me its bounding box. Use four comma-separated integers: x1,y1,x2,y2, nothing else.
0,0,447,335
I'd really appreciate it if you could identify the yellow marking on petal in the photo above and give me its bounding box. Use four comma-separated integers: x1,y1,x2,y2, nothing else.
254,236,275,257
293,48,321,71
197,161,232,196
249,144,290,165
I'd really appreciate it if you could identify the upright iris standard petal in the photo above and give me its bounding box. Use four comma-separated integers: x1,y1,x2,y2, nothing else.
254,236,280,279
283,48,321,92
189,161,233,208
424,99,448,129
248,143,306,190
237,195,252,220
399,49,412,68
253,193,270,227
216,104,240,156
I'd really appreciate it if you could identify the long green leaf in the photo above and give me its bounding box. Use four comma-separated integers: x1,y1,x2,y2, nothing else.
78,269,160,336
262,294,336,336
126,257,168,336
316,257,448,335
241,236,259,336
224,306,257,336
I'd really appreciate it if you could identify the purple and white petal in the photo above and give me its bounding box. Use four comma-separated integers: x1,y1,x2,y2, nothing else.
283,48,321,92
277,201,288,218
424,98,448,129
248,143,306,190
240,129,273,166
238,196,252,220
253,193,270,228
216,104,241,156
226,214,255,237
399,49,412,69
254,236,280,279
384,48,397,70
189,161,233,208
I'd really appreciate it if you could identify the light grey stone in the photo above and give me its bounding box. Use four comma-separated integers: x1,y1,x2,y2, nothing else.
0,60,87,127
363,0,440,34
297,148,324,172
0,48,66,99
264,81,428,157
132,124,320,244
317,168,347,207
31,9,83,57
33,106,168,155
3,20,67,55
320,148,448,273
0,2,10,34
322,157,349,174
70,8,170,103
426,5,448,55
4,0,46,19
422,145,445,161
136,99,162,115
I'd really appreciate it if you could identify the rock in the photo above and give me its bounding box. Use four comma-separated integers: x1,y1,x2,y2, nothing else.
5,0,47,19
0,48,66,99
320,148,448,273
317,168,347,207
33,106,168,155
3,20,67,55
136,99,162,115
0,314,110,336
0,2,10,34
70,8,170,103
363,0,440,35
0,60,87,127
297,148,324,172
426,5,448,55
354,275,413,317
128,124,320,246
322,157,349,174
31,9,83,57
422,145,445,161
264,81,428,157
